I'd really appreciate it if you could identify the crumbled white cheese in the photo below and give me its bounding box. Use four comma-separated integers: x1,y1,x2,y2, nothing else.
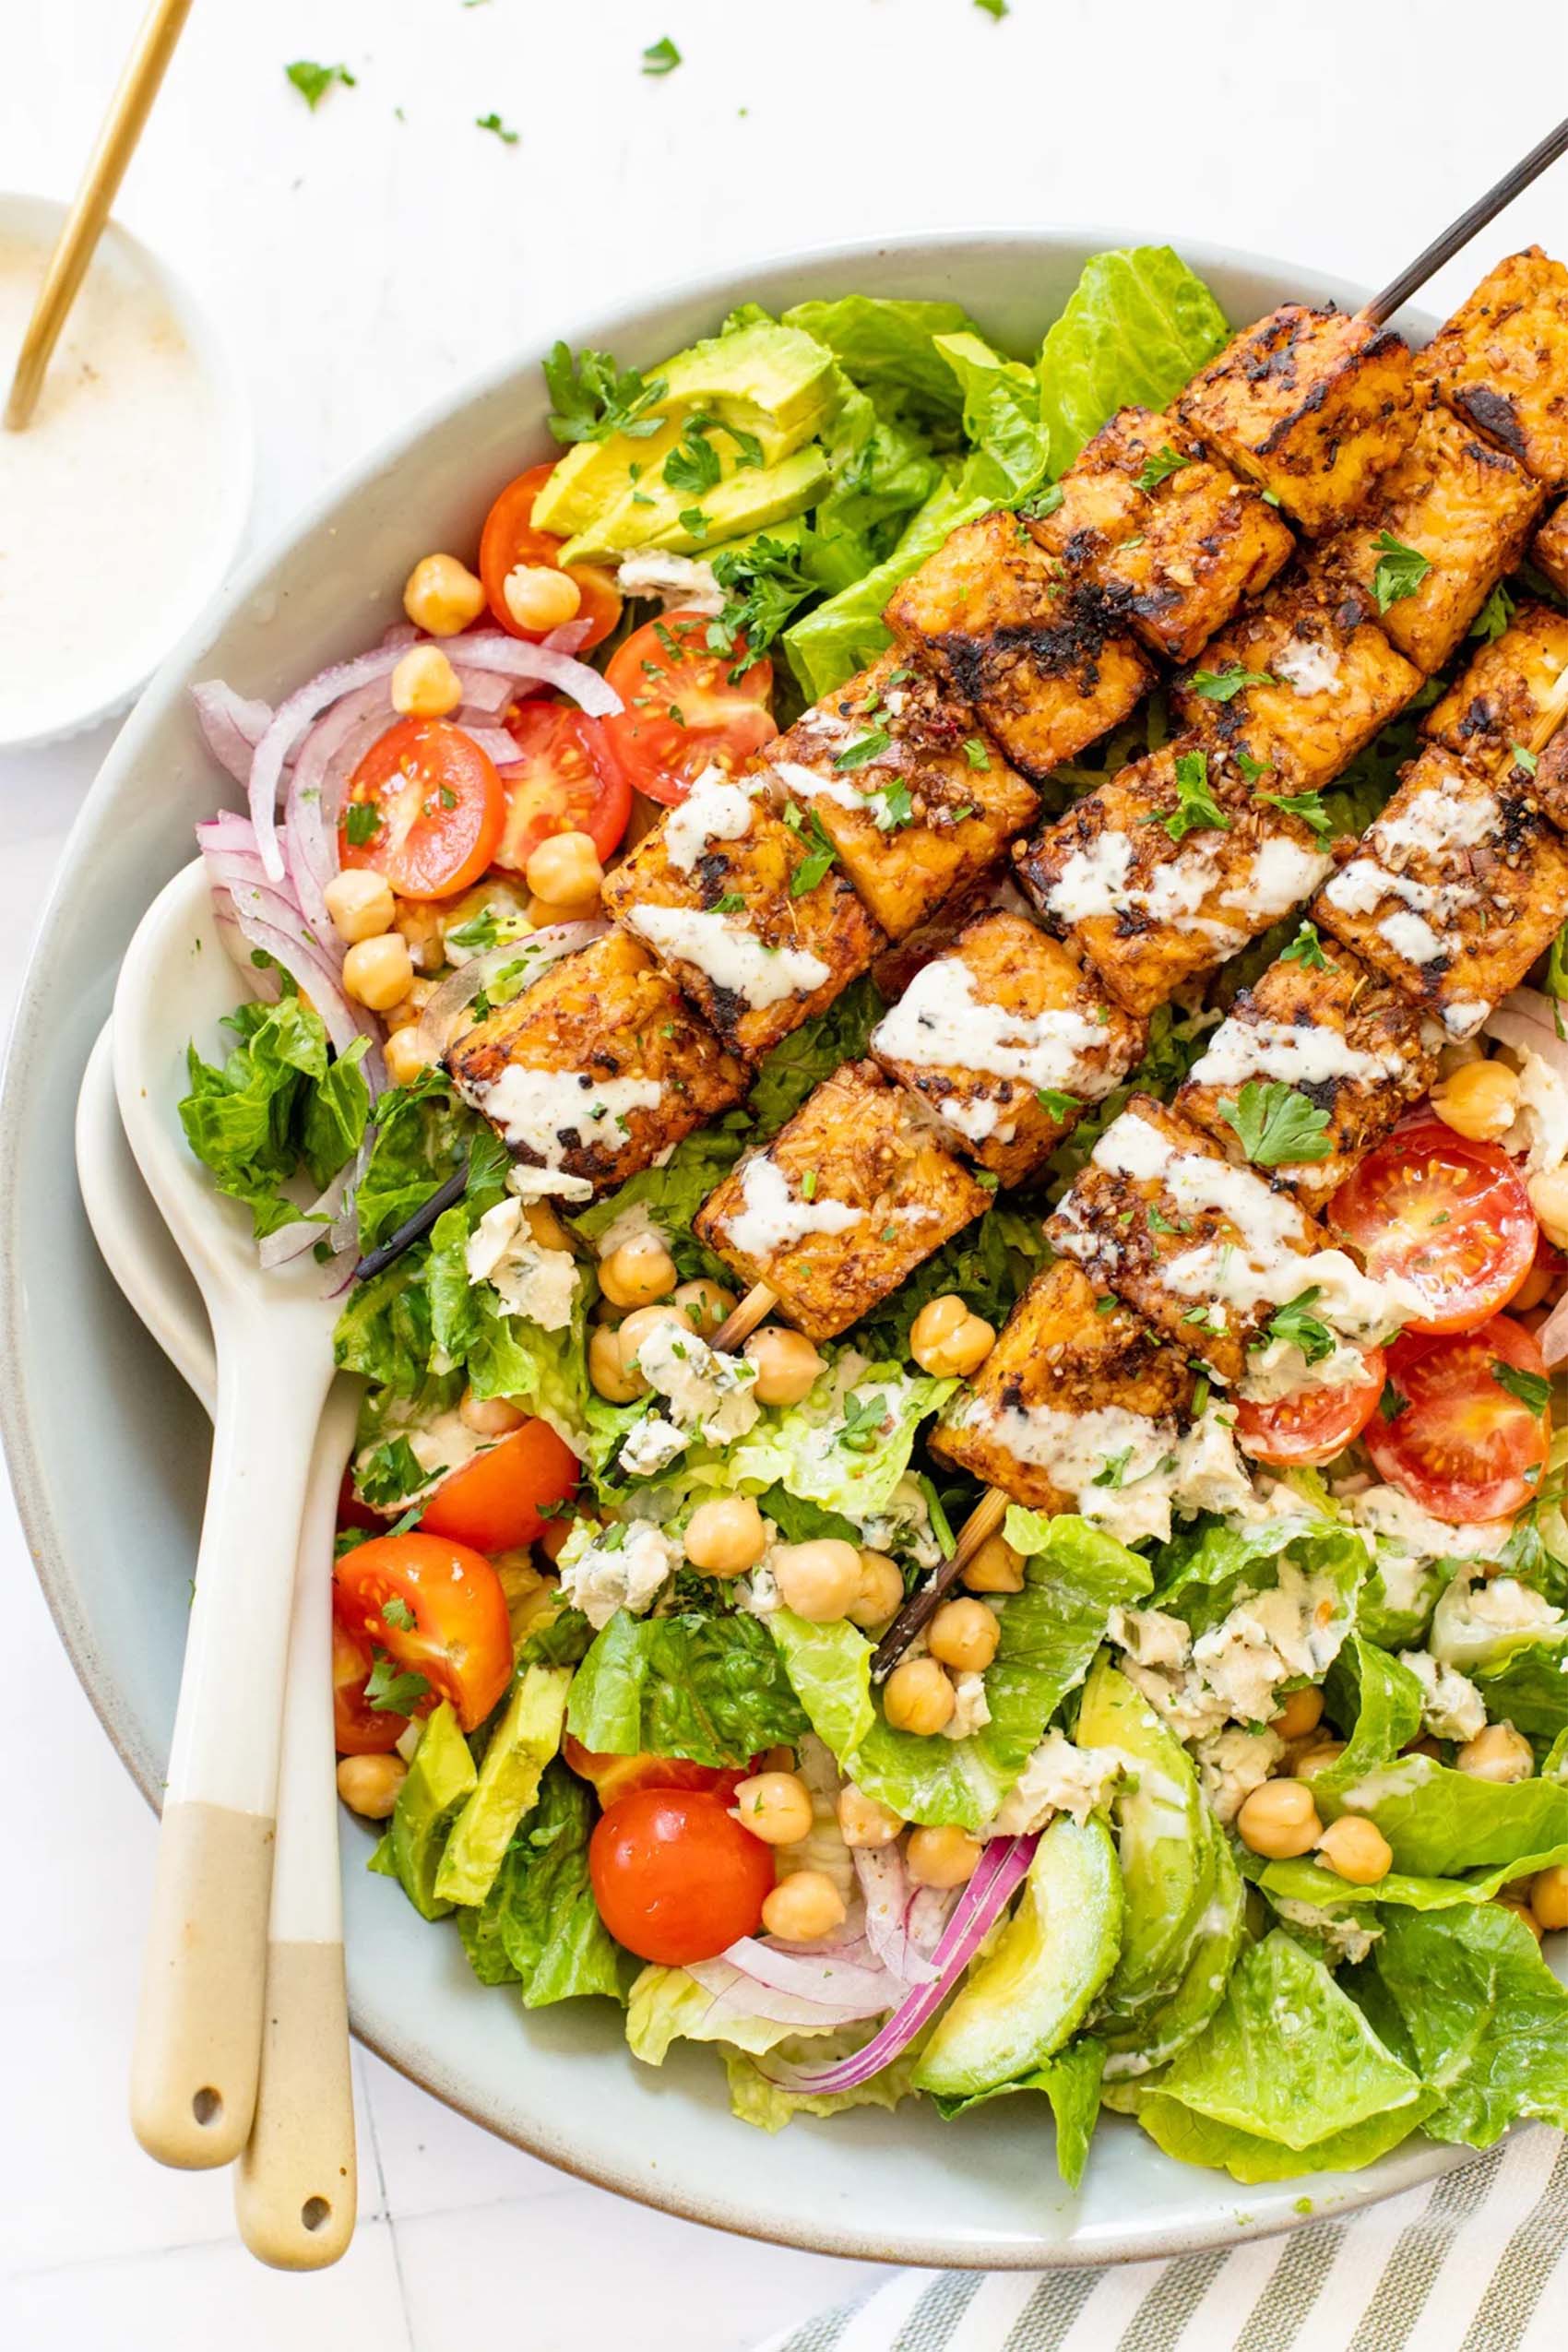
1500,1045,1568,1175
1429,1567,1567,1671
1240,1334,1371,1405
1343,1482,1512,1572
558,1523,680,1629
591,1197,667,1261
980,1731,1124,1835
464,1197,580,1331
941,1670,993,1742
1126,1560,1347,1740
618,1415,689,1479
1109,1606,1194,1672
1399,1647,1487,1743
634,1318,762,1448
1195,1725,1285,1824
615,550,724,613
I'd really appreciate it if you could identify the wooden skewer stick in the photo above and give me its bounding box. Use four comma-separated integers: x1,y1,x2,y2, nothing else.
711,1281,778,1353
1364,113,1568,328
870,1485,1010,1682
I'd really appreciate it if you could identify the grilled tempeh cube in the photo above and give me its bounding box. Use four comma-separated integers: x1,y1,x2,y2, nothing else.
692,1060,991,1341
760,651,1037,940
884,509,1154,782
1532,502,1568,599
1175,935,1440,1207
1420,600,1568,766
1028,406,1294,663
1170,575,1421,789
1419,249,1568,485
1042,1094,1330,1386
1313,744,1568,1038
868,910,1146,1184
1312,404,1545,672
445,929,748,1195
1179,306,1418,535
600,770,883,1062
930,1261,1193,1514
1012,736,1335,1017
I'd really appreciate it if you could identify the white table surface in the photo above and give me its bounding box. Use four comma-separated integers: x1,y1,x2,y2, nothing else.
4,3,1567,2343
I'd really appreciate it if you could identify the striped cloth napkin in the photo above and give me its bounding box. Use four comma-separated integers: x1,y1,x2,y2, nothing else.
754,2129,1568,2352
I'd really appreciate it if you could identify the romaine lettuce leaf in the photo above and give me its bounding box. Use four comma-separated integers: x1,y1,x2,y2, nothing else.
354,1066,508,1251
780,295,980,429
783,469,982,699
1324,1750,1568,1878
455,1762,623,2006
566,1610,808,1767
722,2035,928,2132
180,993,371,1241
932,330,1051,504
1034,245,1230,472
1362,1904,1568,2146
932,2037,1106,2189
771,1514,1151,1828
1356,1553,1459,1650
1310,1634,1426,1805
726,1353,955,1526
812,372,942,580
1247,1847,1568,1912
1150,1514,1368,1642
1472,1643,1568,1740
1111,2086,1431,2186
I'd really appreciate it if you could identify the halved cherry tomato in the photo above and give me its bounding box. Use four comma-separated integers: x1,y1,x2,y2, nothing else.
479,463,622,652
331,1602,409,1755
334,1532,512,1731
562,1733,748,1809
339,717,505,900
1366,1313,1550,1523
588,1787,775,1965
603,610,776,806
494,701,631,871
1236,1345,1386,1468
418,1417,580,1554
1329,1120,1537,1335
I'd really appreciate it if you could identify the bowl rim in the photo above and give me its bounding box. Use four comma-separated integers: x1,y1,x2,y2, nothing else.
1,220,1479,2268
0,188,255,752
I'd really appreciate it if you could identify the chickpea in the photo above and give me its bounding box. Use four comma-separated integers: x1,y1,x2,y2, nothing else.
528,893,599,929
1529,1169,1568,1253
1514,1254,1559,1313
588,1324,646,1404
383,1027,432,1089
1530,1864,1568,1932
1273,1685,1324,1742
771,1538,862,1623
1456,1722,1535,1784
504,564,583,634
846,1550,905,1630
526,829,603,912
837,1783,904,1848
907,1824,984,1890
1236,1778,1322,1859
960,1532,1025,1596
323,867,395,945
394,901,446,974
537,1512,576,1564
391,642,463,719
403,552,486,636
883,1656,956,1738
909,1292,996,1379
616,1301,695,1380
673,1277,735,1338
1295,1741,1347,1780
732,1771,815,1847
599,1232,678,1309
1498,1895,1545,1943
928,1597,1001,1675
458,1389,526,1438
744,1325,824,1408
762,1870,847,1942
1403,1735,1443,1761
336,1753,407,1819
1316,1814,1393,1886
683,1496,767,1577
1431,1057,1519,1144
523,1199,573,1253
343,932,414,1013
1436,1037,1485,1080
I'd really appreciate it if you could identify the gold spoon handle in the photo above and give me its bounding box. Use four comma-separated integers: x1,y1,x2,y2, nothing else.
5,0,196,431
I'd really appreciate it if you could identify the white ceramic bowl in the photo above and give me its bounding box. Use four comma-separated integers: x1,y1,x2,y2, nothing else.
0,192,253,750
0,230,1482,2267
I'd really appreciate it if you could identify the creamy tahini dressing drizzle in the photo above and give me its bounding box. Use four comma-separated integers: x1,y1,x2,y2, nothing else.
871,958,1107,1096
628,903,831,1007
721,1154,863,1259
1044,828,1329,941
1324,786,1501,1002
1189,1014,1399,1089
662,770,757,872
469,1066,663,1182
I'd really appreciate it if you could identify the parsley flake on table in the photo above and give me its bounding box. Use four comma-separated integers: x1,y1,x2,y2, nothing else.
973,0,1009,18
1371,531,1432,612
1219,1079,1333,1167
285,60,356,111
475,111,519,144
542,343,668,445
1162,750,1228,842
1134,445,1192,493
1281,921,1330,970
641,35,683,74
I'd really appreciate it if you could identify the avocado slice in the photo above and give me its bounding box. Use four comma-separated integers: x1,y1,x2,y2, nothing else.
371,1701,477,1921
434,1664,573,1908
914,1813,1123,2099
1076,1655,1212,2025
531,319,838,540
1101,1828,1247,2076
558,444,829,567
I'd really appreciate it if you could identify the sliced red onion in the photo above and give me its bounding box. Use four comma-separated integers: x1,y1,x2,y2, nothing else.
463,726,525,766
682,1960,871,2032
412,921,607,1063
759,1835,1039,2096
255,1158,360,1271
435,632,623,719
200,837,386,1087
192,681,274,784
285,682,402,899
247,645,417,879
717,1937,905,2013
1486,991,1568,1087
852,1846,948,1987
1540,1292,1568,1369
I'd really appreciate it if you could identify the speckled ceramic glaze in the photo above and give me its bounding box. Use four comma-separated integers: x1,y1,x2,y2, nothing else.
1,232,1481,2266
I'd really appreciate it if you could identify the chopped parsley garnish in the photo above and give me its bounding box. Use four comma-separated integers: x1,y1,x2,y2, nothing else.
1035,1087,1080,1122
1234,748,1272,784
707,534,817,669
1163,750,1229,842
475,111,519,144
445,908,504,952
1513,742,1539,775
963,737,991,771
1265,1289,1336,1366
1370,531,1432,612
724,425,766,469
364,1655,432,1716
344,801,382,847
663,422,722,496
789,809,837,897
876,779,917,830
1146,1203,1178,1235
834,726,893,772
542,342,668,446
1491,1360,1551,1417
381,1597,416,1632
1379,1377,1407,1423
285,60,356,111
641,35,683,74
712,892,746,915
1218,1079,1334,1167
839,1390,888,1453
1471,583,1515,644
801,1170,818,1200
1020,482,1063,520
356,1437,425,1512
679,507,710,540
1282,921,1330,970
1092,1447,1135,1489
1134,445,1192,493
1259,787,1333,840
1189,663,1275,703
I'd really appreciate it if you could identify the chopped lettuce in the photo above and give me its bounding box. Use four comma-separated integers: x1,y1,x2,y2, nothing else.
1247,1847,1568,1912
1310,1634,1426,1805
566,1610,808,1767
780,295,981,430
1357,1553,1460,1650
179,992,371,1241
932,2037,1106,2189
932,330,1051,503
1360,1905,1568,2146
1150,1514,1368,1645
783,469,985,700
455,1762,623,2006
772,1515,1151,1827
1111,2085,1432,2186
626,1965,837,2065
1034,244,1229,472
355,1066,507,1251
1323,1750,1568,1879
726,1352,956,1527
849,1204,1049,1363
1471,1643,1568,1741
723,2035,928,2132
